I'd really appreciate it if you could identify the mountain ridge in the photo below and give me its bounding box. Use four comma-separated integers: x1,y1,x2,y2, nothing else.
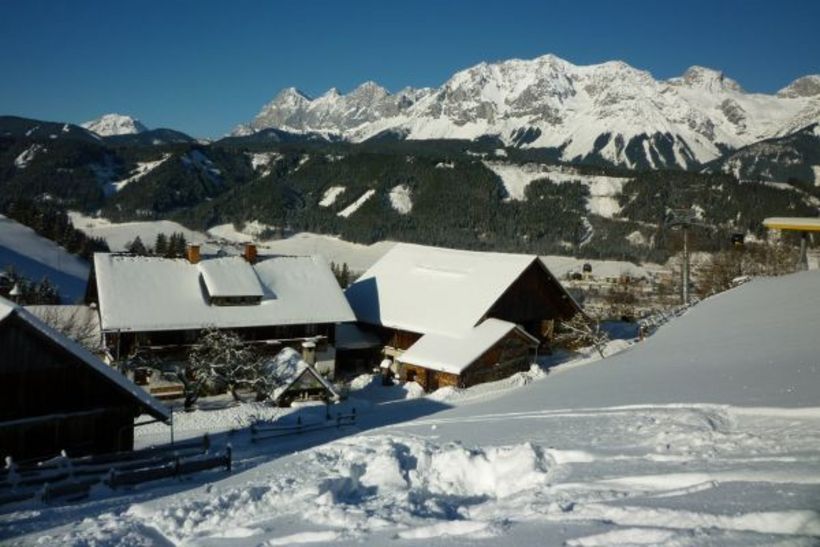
235,54,820,169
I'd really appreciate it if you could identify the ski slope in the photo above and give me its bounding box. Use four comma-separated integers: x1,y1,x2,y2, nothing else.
0,215,90,303
4,270,819,545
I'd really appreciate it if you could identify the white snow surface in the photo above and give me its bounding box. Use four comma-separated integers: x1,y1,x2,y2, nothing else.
0,214,90,302
68,211,209,253
236,55,820,167
345,243,555,337
483,161,630,217
14,144,45,169
93,253,354,332
108,154,170,193
387,184,412,214
399,318,534,375
206,221,275,243
319,185,346,207
337,189,375,218
81,113,147,136
197,256,264,298
246,151,282,175
5,271,820,545
66,213,661,279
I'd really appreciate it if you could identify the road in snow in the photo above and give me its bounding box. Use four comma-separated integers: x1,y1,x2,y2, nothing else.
4,270,820,545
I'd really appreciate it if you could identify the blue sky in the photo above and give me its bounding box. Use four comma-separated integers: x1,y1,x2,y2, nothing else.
1,0,818,138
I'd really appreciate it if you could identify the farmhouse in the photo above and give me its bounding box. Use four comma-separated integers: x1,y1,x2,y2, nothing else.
343,243,581,390
89,244,356,374
0,296,169,461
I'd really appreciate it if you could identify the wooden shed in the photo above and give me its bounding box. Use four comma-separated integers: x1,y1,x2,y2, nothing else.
398,319,539,390
0,297,170,462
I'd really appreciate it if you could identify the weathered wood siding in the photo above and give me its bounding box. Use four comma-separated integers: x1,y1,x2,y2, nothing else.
486,261,577,342
383,328,423,351
0,314,139,460
401,329,535,391
460,329,535,387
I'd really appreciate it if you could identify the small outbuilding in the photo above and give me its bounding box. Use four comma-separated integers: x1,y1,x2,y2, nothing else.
0,296,170,461
267,348,340,407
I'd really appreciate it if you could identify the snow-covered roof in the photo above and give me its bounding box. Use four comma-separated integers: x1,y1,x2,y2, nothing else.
94,254,355,332
268,348,339,403
0,296,170,421
345,243,573,336
198,256,264,298
398,318,538,375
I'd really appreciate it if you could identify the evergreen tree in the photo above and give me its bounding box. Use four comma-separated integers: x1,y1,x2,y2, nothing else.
126,236,148,255
154,233,168,256
36,276,60,304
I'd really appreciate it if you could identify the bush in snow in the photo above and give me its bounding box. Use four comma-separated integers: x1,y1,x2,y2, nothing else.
553,313,609,357
187,327,271,405
695,241,800,297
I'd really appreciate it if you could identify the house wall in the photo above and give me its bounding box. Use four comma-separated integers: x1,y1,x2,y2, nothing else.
485,261,577,343
0,315,140,460
106,322,337,360
401,329,535,392
460,329,535,387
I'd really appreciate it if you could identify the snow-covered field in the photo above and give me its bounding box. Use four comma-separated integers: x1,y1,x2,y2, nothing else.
3,270,819,545
67,213,662,279
0,215,90,302
68,212,213,253
482,162,631,219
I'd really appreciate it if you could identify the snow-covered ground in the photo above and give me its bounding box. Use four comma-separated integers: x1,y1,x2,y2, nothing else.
483,162,631,218
0,214,90,302
67,212,214,253
337,189,376,218
388,184,413,214
4,270,820,545
319,186,346,207
68,212,661,278
107,154,171,194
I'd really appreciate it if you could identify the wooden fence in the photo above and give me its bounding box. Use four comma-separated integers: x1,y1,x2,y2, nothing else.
1,435,230,507
251,410,357,442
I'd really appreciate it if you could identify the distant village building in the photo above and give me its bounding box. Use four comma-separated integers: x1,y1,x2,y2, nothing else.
0,296,169,461
88,244,356,376
342,243,581,390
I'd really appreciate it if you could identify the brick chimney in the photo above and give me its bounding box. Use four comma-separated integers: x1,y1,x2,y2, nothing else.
243,243,257,264
186,244,201,264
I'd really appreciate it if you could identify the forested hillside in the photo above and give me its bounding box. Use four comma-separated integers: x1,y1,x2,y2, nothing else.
1,115,817,263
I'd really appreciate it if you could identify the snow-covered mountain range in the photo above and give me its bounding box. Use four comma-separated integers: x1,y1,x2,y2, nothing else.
235,55,820,169
82,113,147,136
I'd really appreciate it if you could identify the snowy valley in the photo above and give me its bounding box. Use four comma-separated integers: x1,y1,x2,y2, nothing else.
2,269,819,545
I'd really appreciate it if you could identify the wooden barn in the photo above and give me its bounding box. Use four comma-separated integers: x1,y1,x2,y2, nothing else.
343,243,581,390
0,296,170,461
89,244,356,376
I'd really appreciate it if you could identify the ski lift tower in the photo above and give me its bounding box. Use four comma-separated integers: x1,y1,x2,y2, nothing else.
666,208,702,305
763,217,820,271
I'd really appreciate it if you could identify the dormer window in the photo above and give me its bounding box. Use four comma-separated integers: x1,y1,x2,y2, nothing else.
197,257,264,306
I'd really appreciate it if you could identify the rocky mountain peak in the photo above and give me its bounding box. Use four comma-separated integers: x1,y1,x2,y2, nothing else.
777,75,820,98
673,66,744,93
81,114,147,136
